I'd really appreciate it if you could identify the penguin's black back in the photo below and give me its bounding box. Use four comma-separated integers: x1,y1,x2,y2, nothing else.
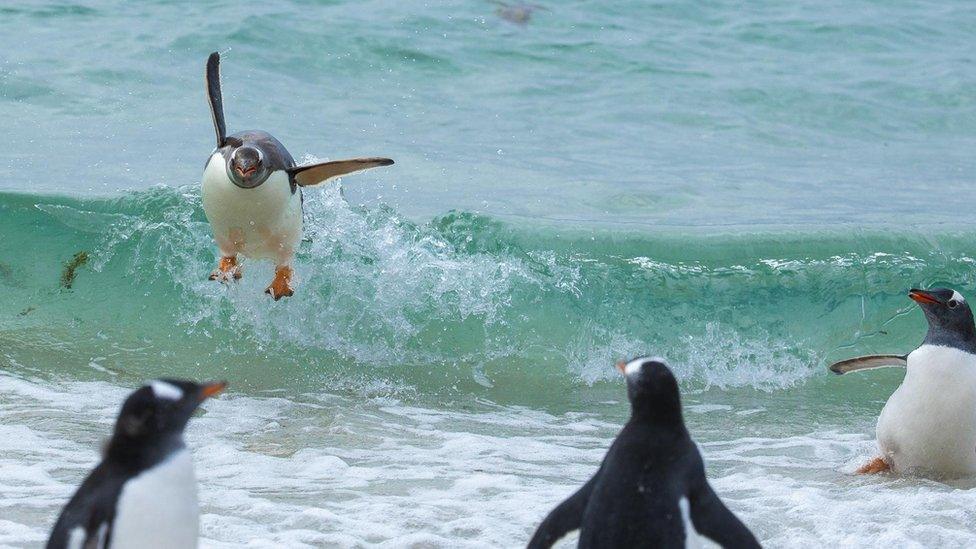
527,359,760,549
46,461,131,549
578,420,698,548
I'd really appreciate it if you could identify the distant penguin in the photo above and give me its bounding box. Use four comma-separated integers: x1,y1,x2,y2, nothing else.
830,288,976,476
489,1,548,25
46,379,226,549
527,357,761,549
201,52,394,299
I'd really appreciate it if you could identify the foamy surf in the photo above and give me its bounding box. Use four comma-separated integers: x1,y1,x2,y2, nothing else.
5,367,976,547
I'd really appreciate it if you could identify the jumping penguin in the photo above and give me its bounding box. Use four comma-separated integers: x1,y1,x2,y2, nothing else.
527,357,761,549
46,379,226,549
830,287,976,476
202,52,394,299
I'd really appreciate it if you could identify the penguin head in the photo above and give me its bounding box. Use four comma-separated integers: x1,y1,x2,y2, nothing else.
111,379,227,448
227,145,270,188
910,288,976,344
615,356,684,425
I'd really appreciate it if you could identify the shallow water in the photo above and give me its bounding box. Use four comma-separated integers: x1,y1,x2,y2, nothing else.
7,370,976,547
2,0,976,547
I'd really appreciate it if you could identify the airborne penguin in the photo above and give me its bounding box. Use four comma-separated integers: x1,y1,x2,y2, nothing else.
201,52,394,299
527,357,761,549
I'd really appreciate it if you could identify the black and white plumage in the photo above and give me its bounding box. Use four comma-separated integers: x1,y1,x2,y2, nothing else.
831,288,976,476
46,379,226,549
527,357,760,549
202,52,394,299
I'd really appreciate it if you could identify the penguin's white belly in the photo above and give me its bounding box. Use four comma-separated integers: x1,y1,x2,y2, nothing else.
877,345,976,476
110,449,199,549
201,152,302,263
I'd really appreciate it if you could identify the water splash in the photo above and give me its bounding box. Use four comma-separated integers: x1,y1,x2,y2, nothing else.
3,188,976,394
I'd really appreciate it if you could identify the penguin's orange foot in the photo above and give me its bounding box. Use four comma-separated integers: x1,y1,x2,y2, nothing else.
209,268,242,282
856,457,890,474
265,266,294,300
209,256,242,282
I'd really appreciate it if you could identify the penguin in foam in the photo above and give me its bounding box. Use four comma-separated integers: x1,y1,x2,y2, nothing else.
527,357,760,549
201,52,393,299
830,288,976,477
46,379,226,549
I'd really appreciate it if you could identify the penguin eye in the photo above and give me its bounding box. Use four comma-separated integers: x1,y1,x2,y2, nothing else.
948,300,959,309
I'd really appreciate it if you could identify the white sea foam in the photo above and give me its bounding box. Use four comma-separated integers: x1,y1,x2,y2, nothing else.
4,369,976,547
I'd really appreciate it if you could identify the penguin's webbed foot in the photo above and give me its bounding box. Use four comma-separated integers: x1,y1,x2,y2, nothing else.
209,269,242,282
265,266,294,300
209,256,242,282
856,457,890,474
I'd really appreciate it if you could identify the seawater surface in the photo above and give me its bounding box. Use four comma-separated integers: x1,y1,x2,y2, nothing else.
2,0,976,547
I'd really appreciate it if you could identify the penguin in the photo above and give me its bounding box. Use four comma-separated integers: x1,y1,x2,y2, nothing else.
202,52,394,299
830,287,976,476
489,1,549,25
46,379,227,549
527,357,761,549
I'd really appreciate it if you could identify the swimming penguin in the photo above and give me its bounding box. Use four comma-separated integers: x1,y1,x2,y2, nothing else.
202,52,394,299
830,288,976,476
527,357,761,549
46,379,226,549
489,1,549,25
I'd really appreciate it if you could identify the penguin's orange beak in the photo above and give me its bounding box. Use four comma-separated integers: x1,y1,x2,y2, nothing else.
615,360,627,375
909,289,940,305
199,381,227,401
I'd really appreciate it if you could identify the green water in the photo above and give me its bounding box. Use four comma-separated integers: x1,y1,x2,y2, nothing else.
3,0,976,546
2,186,971,397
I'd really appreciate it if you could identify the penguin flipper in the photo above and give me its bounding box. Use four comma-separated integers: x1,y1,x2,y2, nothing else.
47,504,113,549
287,158,394,187
526,473,598,549
828,354,908,375
206,52,226,148
47,465,119,549
688,480,761,549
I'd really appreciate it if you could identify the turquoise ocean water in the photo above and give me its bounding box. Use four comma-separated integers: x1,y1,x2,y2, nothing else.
2,1,976,546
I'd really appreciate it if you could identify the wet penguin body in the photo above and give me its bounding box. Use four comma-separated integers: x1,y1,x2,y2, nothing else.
831,288,976,476
527,358,760,549
201,131,302,270
46,380,226,549
201,52,393,299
